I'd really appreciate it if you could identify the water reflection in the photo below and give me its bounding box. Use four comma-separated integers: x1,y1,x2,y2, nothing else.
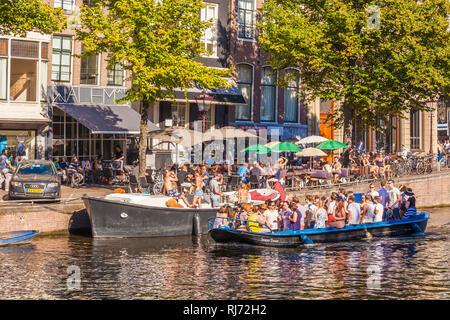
0,211,449,300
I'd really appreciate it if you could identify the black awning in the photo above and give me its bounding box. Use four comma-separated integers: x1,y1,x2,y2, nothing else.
166,79,247,105
54,104,159,134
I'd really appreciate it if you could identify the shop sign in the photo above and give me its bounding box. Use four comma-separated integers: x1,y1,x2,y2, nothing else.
47,85,128,105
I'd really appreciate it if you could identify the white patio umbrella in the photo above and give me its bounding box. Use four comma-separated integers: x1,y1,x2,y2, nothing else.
295,147,327,168
297,135,329,145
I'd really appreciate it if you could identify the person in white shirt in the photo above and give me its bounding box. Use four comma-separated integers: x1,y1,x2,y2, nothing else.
367,184,379,199
387,180,401,220
346,195,361,225
263,201,279,232
373,196,384,222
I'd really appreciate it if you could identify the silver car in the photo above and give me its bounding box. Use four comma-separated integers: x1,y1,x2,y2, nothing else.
8,160,61,200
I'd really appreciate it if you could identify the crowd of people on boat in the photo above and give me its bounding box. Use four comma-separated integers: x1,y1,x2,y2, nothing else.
213,179,418,233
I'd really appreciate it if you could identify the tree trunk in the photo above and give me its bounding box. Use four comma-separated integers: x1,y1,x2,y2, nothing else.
138,98,149,190
342,101,353,147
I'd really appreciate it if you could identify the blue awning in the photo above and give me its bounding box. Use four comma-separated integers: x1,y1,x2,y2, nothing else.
54,104,159,134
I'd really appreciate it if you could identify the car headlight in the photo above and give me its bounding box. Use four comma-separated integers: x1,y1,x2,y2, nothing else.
47,183,59,188
11,181,22,187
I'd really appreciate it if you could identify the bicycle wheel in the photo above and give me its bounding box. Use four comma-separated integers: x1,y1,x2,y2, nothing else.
426,161,433,173
153,181,163,195
416,161,425,174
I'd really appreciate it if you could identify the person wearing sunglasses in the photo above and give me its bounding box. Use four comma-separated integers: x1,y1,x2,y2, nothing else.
367,184,379,200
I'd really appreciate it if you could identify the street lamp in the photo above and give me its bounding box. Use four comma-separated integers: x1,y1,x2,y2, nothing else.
195,89,214,133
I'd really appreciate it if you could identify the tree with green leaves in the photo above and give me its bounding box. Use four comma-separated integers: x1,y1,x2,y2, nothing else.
0,0,66,36
77,0,230,181
260,0,450,145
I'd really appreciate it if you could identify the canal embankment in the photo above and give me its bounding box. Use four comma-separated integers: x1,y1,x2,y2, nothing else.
0,171,448,234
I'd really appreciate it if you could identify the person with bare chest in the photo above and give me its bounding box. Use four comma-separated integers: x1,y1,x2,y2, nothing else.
163,170,192,208
191,170,204,208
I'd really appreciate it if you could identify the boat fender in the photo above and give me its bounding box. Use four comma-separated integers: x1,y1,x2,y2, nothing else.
120,212,128,219
193,213,201,235
300,234,314,245
412,223,424,235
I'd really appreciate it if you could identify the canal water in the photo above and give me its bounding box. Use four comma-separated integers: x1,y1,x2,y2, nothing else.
0,207,448,300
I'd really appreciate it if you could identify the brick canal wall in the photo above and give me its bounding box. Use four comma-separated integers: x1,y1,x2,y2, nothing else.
0,171,448,234
0,202,91,235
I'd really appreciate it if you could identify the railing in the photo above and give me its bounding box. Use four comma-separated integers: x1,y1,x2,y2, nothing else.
208,216,274,233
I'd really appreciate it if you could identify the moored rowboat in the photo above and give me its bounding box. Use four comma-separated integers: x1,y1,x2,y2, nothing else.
0,230,39,246
208,212,429,247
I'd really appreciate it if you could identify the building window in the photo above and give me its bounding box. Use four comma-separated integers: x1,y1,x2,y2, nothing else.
235,64,253,121
52,107,127,161
54,0,73,13
160,101,187,128
10,40,40,102
410,109,422,150
0,58,6,100
238,0,255,40
284,70,300,123
200,3,218,57
0,39,7,100
11,40,39,58
82,0,97,7
52,35,72,82
107,62,124,86
260,67,276,122
80,45,98,85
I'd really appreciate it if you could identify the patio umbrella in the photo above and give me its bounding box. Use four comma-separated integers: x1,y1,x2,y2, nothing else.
295,147,327,168
241,144,272,154
295,147,327,157
316,140,348,150
270,142,303,153
297,135,329,145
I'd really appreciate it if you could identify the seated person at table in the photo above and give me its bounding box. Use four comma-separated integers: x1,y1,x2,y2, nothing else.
250,161,265,188
331,157,342,184
163,169,193,208
322,161,332,175
67,156,84,188
238,162,249,183
59,157,69,170
83,159,93,184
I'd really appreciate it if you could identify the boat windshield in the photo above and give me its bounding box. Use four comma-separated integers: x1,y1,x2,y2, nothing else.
17,163,55,175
